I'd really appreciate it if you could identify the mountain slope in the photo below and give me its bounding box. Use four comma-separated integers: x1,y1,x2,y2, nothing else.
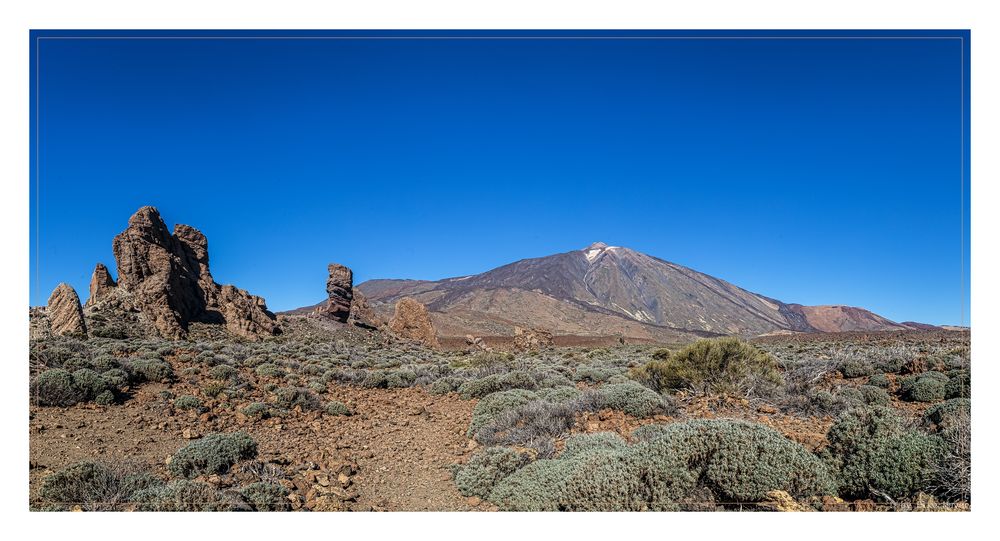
340,242,905,339
287,242,907,340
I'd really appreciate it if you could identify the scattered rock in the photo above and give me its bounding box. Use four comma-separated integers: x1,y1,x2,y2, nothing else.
761,490,813,512
389,297,439,348
46,283,87,338
852,499,877,512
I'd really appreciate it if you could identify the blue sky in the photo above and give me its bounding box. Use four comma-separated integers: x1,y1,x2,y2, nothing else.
29,30,970,325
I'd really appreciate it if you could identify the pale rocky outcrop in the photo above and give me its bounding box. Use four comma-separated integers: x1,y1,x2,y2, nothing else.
47,283,87,337
103,206,279,340
86,263,116,307
389,297,439,348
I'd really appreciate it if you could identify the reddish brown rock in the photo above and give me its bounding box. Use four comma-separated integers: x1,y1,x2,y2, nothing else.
348,289,382,329
322,263,354,323
389,297,439,348
512,326,553,351
47,283,87,338
107,206,280,340
86,263,116,307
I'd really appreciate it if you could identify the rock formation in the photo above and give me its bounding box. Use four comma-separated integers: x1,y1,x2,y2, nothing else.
86,263,116,307
513,326,553,351
322,263,354,323
465,335,491,352
348,289,381,329
100,206,279,340
388,297,439,348
47,283,87,337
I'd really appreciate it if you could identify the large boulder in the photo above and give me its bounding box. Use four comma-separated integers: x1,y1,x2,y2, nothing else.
322,263,354,323
47,283,87,338
105,206,279,340
85,263,116,307
388,297,439,348
348,289,382,329
513,326,553,351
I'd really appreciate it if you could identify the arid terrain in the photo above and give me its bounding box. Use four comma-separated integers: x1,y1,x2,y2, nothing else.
28,207,971,512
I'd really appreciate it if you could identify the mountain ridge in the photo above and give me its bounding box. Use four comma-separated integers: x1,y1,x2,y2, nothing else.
285,242,921,340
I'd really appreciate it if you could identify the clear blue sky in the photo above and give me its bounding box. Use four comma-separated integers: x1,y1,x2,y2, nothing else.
30,30,970,325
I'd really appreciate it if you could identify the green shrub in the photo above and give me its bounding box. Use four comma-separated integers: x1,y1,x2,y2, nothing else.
201,381,228,398
945,370,970,399
536,386,582,404
455,447,533,499
39,461,163,511
95,390,116,405
174,395,203,411
899,372,949,402
325,401,351,416
631,338,783,397
857,385,892,406
636,419,835,502
274,387,321,411
558,445,692,511
868,373,890,388
458,371,537,400
101,368,130,391
839,358,876,378
240,482,290,511
359,371,388,388
167,432,258,478
596,381,673,418
241,402,271,419
429,377,462,395
30,369,85,406
924,398,970,431
208,364,238,380
125,358,174,383
875,356,906,374
254,363,286,378
73,369,110,400
825,406,946,500
134,480,242,511
467,389,538,437
468,351,515,369
486,419,832,511
488,457,578,511
573,366,622,384
385,369,417,388
561,432,627,459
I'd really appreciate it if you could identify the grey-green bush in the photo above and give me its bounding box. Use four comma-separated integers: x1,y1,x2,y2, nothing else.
274,387,321,411
167,432,258,478
30,369,84,406
125,358,174,383
467,389,538,437
595,381,674,418
134,480,243,511
899,372,949,402
39,460,163,511
174,395,203,411
325,401,351,416
240,482,290,511
241,402,271,419
455,447,533,499
825,406,946,500
868,373,890,388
